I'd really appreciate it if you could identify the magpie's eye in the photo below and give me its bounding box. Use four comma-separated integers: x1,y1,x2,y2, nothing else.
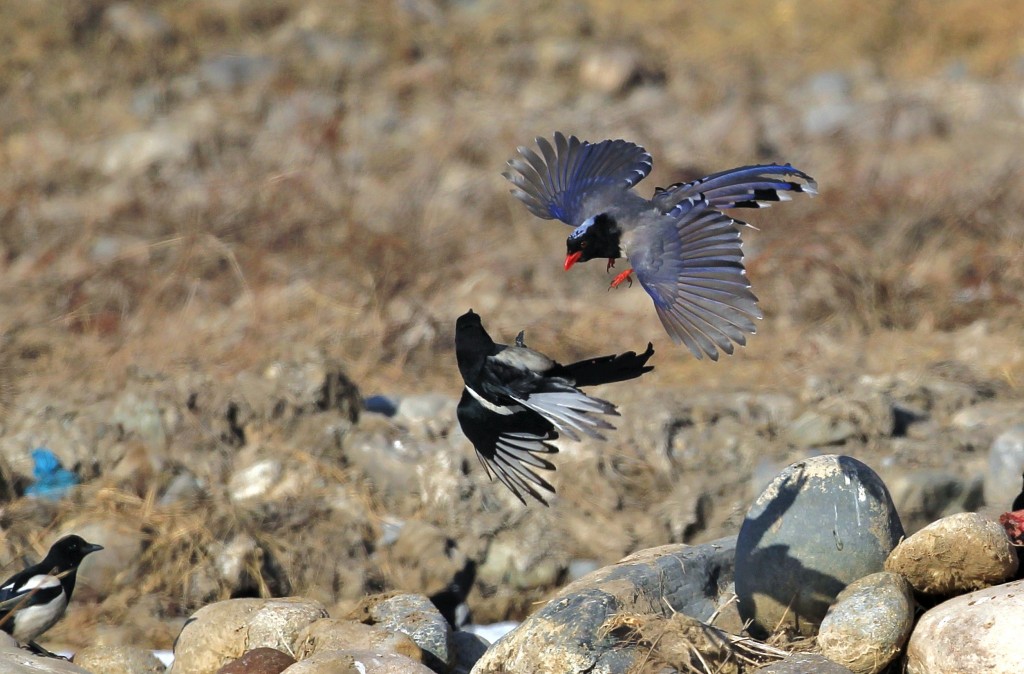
580,241,588,248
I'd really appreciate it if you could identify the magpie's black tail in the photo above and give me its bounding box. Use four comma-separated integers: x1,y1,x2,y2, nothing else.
553,343,655,388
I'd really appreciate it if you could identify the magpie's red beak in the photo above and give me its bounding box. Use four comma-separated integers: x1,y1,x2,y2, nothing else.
564,251,583,270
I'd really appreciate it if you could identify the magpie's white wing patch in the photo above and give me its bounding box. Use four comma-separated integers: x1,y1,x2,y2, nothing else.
513,390,618,441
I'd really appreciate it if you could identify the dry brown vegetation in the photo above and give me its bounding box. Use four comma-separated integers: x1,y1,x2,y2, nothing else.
0,0,1022,650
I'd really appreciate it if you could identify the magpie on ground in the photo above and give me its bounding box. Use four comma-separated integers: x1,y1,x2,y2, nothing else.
0,534,103,656
504,132,816,360
455,309,654,505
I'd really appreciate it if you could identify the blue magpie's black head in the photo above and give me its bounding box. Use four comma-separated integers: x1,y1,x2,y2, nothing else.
564,213,622,269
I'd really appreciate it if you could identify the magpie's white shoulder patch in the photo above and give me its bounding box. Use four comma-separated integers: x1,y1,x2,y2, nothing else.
465,386,522,416
19,575,61,592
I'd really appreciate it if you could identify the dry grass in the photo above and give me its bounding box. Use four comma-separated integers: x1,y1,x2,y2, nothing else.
0,0,1022,650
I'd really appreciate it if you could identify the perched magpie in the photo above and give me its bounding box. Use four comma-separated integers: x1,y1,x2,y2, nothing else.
428,558,477,628
0,535,103,654
504,132,817,360
455,309,654,505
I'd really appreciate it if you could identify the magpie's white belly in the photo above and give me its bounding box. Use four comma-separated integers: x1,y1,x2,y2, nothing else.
11,594,66,642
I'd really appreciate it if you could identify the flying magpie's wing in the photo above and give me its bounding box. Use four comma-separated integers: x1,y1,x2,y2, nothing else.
652,164,817,213
504,132,652,226
630,197,761,361
511,390,618,442
457,391,558,506
480,350,619,442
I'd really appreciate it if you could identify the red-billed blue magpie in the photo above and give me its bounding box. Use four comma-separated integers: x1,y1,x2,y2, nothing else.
504,132,817,360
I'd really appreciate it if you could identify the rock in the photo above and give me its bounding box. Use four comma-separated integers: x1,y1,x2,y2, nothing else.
292,619,422,662
216,648,295,674
888,469,984,533
984,425,1024,509
198,54,280,91
952,401,1021,433
885,511,1018,595
451,630,489,674
0,652,92,673
74,645,166,673
784,410,859,447
472,538,737,674
104,4,172,45
170,597,328,674
93,125,194,177
735,455,904,638
756,653,855,673
228,459,284,502
351,594,453,672
281,649,435,673
0,633,90,672
906,578,1024,673
579,46,650,95
816,571,914,674
378,520,467,600
393,394,457,439
110,390,170,452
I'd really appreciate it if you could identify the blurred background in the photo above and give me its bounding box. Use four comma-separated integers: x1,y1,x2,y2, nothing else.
0,0,1022,650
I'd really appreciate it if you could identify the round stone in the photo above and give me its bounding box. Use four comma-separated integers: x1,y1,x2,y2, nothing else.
885,511,1018,595
735,454,904,638
817,571,914,674
906,578,1024,673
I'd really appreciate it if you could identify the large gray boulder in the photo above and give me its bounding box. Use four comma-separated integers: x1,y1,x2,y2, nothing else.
472,537,737,674
735,455,904,638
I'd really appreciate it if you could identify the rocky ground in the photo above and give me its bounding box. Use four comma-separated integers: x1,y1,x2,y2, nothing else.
0,0,1023,661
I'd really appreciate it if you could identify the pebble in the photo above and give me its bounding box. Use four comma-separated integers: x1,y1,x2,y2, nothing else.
198,54,280,91
104,3,172,46
359,593,454,672
74,645,167,674
281,649,435,673
170,597,327,674
906,578,1024,673
735,455,905,638
215,648,295,674
293,619,423,662
578,47,647,95
885,511,1018,595
816,571,914,674
887,469,984,533
984,425,1024,509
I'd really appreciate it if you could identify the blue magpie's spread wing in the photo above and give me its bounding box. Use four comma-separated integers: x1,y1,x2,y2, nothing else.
504,132,651,226
652,164,817,213
630,198,761,361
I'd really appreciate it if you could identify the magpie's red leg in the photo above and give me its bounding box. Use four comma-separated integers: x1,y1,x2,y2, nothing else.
606,258,616,273
609,268,634,289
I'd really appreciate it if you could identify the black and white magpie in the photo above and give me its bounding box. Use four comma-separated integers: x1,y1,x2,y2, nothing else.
0,534,103,654
455,309,654,505
504,132,816,360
